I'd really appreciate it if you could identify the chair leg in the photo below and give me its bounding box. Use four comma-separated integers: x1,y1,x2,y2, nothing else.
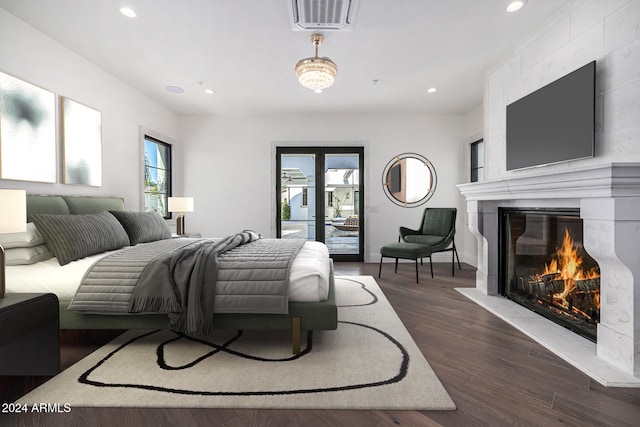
452,248,455,276
452,240,462,269
395,258,398,273
450,247,462,276
378,255,383,278
415,259,419,284
429,255,434,278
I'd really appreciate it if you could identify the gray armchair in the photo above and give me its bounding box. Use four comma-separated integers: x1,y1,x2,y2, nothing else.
399,207,461,276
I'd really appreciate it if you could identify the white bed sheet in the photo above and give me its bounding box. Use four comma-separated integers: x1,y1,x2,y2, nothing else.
5,240,330,303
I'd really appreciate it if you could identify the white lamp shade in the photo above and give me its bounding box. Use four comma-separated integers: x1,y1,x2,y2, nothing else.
168,197,194,213
0,189,27,234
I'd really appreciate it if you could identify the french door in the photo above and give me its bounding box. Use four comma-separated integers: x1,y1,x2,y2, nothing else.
276,146,364,262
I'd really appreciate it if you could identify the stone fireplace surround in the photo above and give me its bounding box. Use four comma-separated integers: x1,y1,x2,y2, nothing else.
457,163,640,387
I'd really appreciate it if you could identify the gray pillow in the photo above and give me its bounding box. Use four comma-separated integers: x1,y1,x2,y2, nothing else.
5,244,53,265
32,211,130,266
109,211,171,245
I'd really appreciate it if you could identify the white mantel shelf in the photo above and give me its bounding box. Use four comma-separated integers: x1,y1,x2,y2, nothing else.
457,163,640,201
456,162,640,386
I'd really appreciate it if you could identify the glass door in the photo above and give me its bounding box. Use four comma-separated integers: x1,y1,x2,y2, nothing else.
277,147,364,261
324,152,361,257
278,153,316,242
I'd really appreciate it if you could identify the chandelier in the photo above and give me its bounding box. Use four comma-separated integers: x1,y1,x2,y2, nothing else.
295,34,338,93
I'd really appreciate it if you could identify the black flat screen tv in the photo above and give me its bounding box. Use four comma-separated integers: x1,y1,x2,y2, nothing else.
506,61,595,171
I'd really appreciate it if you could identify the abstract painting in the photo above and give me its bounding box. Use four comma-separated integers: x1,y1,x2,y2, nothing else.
0,71,56,183
62,97,102,186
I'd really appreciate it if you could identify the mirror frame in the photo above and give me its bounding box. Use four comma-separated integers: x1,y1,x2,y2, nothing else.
381,153,437,208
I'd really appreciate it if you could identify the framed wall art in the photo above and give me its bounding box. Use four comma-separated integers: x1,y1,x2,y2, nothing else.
0,71,57,183
62,96,102,186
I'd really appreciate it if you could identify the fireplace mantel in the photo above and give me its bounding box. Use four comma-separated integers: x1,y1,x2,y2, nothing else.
457,163,640,201
457,163,640,385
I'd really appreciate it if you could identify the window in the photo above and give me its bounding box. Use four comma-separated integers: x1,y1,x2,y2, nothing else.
327,191,334,207
144,136,172,218
470,139,484,183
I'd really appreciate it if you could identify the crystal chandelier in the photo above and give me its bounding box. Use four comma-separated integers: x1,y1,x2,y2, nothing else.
295,34,338,93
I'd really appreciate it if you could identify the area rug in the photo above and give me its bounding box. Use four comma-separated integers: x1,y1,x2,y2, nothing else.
17,276,455,410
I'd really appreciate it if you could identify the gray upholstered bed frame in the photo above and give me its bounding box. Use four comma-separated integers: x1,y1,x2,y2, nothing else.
26,194,337,353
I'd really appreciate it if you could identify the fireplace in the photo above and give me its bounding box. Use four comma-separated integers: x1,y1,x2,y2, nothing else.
457,164,640,383
500,209,600,342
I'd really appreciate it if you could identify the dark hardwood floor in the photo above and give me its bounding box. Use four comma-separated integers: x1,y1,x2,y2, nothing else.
2,262,640,426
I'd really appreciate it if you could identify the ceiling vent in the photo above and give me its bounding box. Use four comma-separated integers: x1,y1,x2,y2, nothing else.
288,0,360,31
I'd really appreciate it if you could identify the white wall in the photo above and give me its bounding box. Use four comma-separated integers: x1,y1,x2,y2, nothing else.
484,0,640,181
0,8,481,265
179,113,469,263
0,9,178,210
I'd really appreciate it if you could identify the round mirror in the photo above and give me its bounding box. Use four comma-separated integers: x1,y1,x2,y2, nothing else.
382,153,437,207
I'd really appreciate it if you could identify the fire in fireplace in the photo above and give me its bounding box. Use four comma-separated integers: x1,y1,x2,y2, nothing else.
500,209,600,342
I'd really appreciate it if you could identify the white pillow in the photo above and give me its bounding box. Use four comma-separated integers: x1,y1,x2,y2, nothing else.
4,244,53,265
0,223,45,248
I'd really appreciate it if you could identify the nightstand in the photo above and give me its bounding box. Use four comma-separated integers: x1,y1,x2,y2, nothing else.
0,293,60,376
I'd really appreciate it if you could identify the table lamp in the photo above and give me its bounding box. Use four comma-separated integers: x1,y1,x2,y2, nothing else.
0,189,27,298
168,196,194,235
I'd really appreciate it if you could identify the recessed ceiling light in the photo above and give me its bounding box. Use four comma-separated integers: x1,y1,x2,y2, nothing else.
204,89,215,95
427,87,437,93
119,6,137,18
165,85,184,94
506,0,527,13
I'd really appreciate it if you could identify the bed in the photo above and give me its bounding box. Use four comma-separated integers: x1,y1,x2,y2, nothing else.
4,195,337,353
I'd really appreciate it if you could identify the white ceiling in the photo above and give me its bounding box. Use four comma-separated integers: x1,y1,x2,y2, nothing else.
0,0,570,116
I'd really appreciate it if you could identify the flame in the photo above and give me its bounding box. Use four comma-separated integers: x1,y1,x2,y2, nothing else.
542,229,599,307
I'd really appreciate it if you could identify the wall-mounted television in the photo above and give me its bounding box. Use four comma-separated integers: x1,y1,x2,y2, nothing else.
506,61,595,171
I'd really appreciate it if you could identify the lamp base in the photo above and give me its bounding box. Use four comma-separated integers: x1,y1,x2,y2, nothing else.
176,213,186,235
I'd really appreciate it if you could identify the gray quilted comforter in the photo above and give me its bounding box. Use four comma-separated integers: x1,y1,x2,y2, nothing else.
68,231,305,334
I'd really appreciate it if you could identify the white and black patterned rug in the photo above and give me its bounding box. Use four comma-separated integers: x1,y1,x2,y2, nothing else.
18,276,455,410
